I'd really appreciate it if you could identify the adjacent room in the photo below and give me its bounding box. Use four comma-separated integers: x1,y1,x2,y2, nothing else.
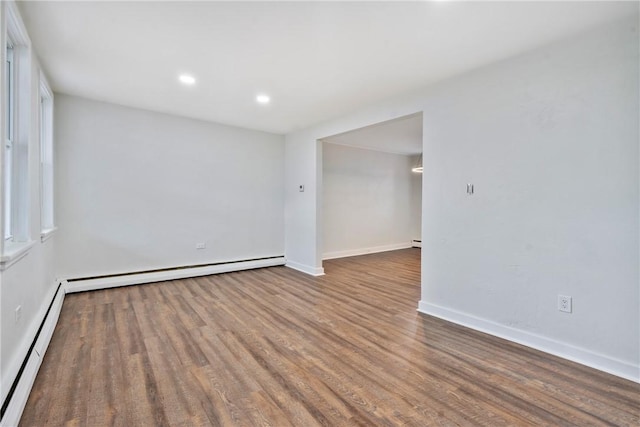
322,114,423,261
1,1,638,426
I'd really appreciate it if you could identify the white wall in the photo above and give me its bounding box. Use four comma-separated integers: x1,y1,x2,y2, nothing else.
322,143,416,258
0,2,58,406
284,16,639,380
284,134,324,275
418,16,638,380
55,95,285,279
410,155,422,242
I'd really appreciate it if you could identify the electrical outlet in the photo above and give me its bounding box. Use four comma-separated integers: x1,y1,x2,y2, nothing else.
299,185,305,192
15,305,22,323
558,295,572,313
195,242,206,250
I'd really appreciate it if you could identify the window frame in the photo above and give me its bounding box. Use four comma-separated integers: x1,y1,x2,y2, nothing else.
1,1,34,268
39,73,55,241
4,41,14,241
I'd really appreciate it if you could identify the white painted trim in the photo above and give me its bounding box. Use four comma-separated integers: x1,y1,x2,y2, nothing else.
38,70,53,100
40,227,57,243
417,301,640,383
0,240,34,270
5,0,31,47
34,282,65,357
323,242,412,260
0,352,39,427
285,260,325,276
0,282,64,426
411,240,422,248
5,1,31,47
64,257,286,293
0,278,58,405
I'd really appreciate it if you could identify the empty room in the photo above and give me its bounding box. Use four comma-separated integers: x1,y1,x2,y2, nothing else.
1,1,639,426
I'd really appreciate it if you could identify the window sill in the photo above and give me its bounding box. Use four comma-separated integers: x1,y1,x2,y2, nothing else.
1,240,36,271
41,227,57,243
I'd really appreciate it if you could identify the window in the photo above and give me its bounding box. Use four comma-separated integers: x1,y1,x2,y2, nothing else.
40,76,54,238
4,42,14,241
1,2,33,265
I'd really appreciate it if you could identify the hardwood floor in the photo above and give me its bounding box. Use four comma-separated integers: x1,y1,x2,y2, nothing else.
20,249,639,426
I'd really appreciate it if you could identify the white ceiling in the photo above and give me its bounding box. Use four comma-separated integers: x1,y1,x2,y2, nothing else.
323,113,423,156
18,1,638,135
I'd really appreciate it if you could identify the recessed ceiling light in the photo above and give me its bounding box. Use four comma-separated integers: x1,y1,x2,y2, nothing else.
256,94,270,104
179,74,196,85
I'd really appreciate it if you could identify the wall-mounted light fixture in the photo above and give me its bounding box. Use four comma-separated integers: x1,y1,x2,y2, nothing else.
411,153,423,173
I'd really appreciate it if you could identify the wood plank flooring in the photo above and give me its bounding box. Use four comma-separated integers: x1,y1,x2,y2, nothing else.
20,249,639,426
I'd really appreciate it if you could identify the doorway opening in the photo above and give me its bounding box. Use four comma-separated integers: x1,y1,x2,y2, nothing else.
318,113,423,276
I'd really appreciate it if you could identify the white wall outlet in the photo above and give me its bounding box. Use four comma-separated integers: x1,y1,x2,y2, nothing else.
195,242,206,250
299,184,305,192
15,305,22,323
558,295,572,313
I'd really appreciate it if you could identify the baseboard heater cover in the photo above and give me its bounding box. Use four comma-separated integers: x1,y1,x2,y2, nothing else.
65,255,286,293
1,282,65,426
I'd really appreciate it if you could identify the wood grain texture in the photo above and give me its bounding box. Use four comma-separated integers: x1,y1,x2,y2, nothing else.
20,249,640,426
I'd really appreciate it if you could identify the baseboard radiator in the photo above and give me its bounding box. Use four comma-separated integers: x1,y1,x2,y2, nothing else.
1,282,65,426
65,255,286,293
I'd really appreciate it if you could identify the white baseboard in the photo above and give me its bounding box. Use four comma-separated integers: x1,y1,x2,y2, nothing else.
1,284,65,427
285,260,325,276
65,257,286,293
35,283,66,357
1,353,40,427
418,301,639,383
323,242,412,260
1,280,60,407
412,240,422,248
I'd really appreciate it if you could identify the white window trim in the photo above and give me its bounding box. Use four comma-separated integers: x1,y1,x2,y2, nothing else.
39,71,55,236
0,239,34,270
4,42,14,241
41,227,57,243
2,0,33,263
